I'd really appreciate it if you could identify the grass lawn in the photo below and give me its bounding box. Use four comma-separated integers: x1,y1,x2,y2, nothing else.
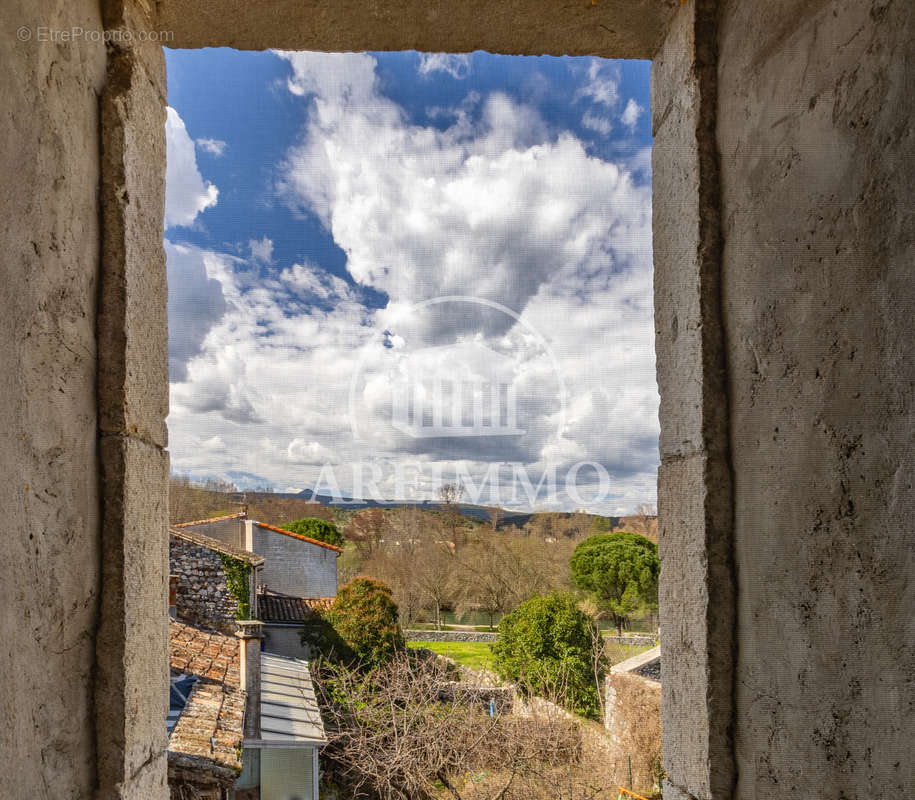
408,640,496,672
604,641,656,666
410,640,653,673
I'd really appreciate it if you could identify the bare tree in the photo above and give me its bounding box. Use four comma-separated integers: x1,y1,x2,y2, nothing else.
454,539,517,630
438,482,466,549
414,541,456,630
313,653,596,800
345,508,387,557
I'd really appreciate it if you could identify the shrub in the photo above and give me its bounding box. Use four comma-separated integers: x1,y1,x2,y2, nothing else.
281,516,344,548
321,577,405,668
492,592,604,719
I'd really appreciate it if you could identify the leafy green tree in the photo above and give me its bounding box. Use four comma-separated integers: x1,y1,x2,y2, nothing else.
281,516,344,548
319,577,405,668
569,532,660,635
492,592,605,719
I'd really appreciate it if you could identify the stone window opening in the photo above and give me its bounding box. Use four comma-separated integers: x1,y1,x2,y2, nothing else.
15,1,909,800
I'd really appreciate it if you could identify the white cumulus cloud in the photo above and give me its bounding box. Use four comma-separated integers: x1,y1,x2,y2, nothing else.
418,52,472,79
621,98,644,131
196,137,227,156
165,107,219,228
166,53,659,513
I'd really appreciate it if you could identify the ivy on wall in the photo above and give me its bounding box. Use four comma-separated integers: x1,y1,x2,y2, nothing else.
219,555,252,619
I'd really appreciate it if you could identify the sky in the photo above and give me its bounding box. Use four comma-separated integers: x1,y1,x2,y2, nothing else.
164,48,658,514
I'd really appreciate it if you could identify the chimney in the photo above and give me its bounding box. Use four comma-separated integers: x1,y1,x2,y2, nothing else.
168,575,179,619
235,619,263,739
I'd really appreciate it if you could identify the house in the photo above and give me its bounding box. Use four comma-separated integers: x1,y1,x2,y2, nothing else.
174,513,342,600
245,520,341,599
173,511,249,550
236,652,327,800
168,517,330,797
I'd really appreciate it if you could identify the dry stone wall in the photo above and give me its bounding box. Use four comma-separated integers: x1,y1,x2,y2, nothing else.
170,534,241,634
404,629,499,643
604,671,662,794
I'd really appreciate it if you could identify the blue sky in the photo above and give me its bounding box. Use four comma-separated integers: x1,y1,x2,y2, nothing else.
164,49,658,513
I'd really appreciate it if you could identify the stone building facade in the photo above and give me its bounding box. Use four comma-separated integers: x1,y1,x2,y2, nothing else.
169,527,263,635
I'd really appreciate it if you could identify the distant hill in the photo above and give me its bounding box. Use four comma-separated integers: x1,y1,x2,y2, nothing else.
293,488,619,529
169,474,655,539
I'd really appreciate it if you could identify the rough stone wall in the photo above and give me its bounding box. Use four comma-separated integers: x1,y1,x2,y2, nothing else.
717,1,915,797
604,672,662,794
170,535,241,634
404,630,499,643
0,2,107,799
253,526,338,598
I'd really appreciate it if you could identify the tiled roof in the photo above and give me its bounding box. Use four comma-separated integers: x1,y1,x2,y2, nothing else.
168,620,245,778
169,526,264,567
258,591,334,623
173,511,246,528
254,520,343,554
169,619,241,688
168,681,246,778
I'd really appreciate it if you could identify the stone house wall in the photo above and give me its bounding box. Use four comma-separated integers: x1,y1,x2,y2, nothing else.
169,532,254,635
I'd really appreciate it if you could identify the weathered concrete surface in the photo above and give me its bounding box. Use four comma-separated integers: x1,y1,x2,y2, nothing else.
96,1,170,798
718,0,915,797
157,0,678,59
652,2,735,799
96,435,169,800
0,2,107,798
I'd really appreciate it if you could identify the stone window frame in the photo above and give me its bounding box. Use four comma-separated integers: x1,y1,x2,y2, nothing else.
97,2,734,799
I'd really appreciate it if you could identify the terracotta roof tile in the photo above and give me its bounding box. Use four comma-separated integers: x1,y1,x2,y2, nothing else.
169,619,241,689
253,520,343,553
168,620,245,778
258,591,335,623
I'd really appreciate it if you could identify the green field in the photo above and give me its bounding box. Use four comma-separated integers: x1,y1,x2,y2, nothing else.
604,641,656,665
409,639,654,672
407,640,496,672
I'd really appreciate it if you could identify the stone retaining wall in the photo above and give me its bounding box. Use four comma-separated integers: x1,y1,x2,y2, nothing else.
405,629,499,642
604,647,662,794
604,634,657,647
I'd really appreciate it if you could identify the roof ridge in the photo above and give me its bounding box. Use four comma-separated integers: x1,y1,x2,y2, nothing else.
169,526,264,566
173,511,246,528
